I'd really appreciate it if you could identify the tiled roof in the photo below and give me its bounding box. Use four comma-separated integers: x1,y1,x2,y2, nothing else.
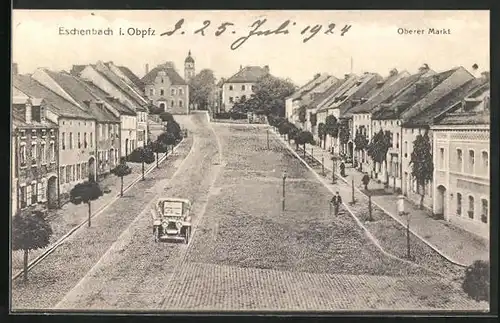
81,80,137,116
12,104,58,129
13,74,95,120
348,72,419,115
70,65,86,76
404,78,489,127
287,74,331,100
435,111,490,125
93,63,148,111
44,70,120,123
317,74,359,112
372,68,460,120
309,79,347,107
224,66,269,83
141,64,188,86
297,76,341,107
117,66,145,90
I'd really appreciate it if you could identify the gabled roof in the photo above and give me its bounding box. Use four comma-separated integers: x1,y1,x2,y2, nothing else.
287,74,331,100
296,76,341,107
12,98,58,129
43,70,120,123
93,63,148,111
309,78,347,108
224,66,269,83
404,77,489,127
117,66,145,90
70,65,87,76
434,111,490,126
141,64,188,86
80,80,137,116
317,74,359,112
13,74,95,120
372,68,461,120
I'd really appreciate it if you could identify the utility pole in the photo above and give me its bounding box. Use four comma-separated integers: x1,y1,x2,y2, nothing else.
267,129,270,150
368,193,373,221
332,147,336,184
282,171,287,212
321,156,325,176
351,178,355,205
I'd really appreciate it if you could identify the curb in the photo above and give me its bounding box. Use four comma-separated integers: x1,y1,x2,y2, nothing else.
12,138,187,281
295,142,468,268
270,129,452,278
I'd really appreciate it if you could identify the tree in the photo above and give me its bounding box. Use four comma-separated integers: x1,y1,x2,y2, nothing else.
188,69,217,110
367,130,392,183
159,112,174,123
317,122,326,149
462,260,489,302
158,131,177,153
338,120,350,154
111,162,132,196
288,124,300,144
295,130,315,153
298,106,307,125
12,209,53,282
354,129,369,152
249,74,297,117
165,120,182,141
70,181,103,227
410,131,433,209
278,121,291,140
324,115,339,151
150,140,168,168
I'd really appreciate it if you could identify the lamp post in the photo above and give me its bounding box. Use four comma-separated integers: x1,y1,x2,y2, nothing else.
282,171,287,212
331,146,337,184
267,129,270,150
397,194,412,260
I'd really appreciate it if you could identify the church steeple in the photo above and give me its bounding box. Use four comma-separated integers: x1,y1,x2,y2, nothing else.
184,50,195,82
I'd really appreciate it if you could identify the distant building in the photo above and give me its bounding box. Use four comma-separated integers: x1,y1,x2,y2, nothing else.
221,65,270,111
431,79,490,239
12,95,59,215
142,61,190,115
184,50,195,83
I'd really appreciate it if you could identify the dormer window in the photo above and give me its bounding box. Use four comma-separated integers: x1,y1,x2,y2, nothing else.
20,130,26,139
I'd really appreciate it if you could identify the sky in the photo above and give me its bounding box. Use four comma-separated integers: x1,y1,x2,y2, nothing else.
12,10,489,86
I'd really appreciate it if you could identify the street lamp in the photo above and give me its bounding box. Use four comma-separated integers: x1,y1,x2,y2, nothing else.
397,194,412,260
331,146,337,184
282,170,287,211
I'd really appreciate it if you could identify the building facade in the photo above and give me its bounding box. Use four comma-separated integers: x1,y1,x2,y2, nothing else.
12,97,59,215
221,65,269,111
184,50,195,82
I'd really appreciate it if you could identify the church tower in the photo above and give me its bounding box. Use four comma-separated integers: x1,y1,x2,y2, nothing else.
184,50,195,82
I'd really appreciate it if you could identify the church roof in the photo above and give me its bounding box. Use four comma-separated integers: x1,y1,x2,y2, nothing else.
185,50,194,63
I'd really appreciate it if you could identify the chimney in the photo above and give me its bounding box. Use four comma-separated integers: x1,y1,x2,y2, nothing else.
389,68,398,77
25,99,32,124
344,74,350,80
471,64,480,77
264,65,270,73
240,65,243,71
145,63,149,75
12,63,18,76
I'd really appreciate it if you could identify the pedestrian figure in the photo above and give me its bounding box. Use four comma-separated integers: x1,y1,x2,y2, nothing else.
330,191,342,216
340,162,346,177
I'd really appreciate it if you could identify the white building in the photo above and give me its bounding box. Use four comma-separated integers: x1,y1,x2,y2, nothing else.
221,65,269,111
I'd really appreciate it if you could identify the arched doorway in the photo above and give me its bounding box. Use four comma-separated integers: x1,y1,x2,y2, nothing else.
47,176,58,209
159,102,165,111
435,185,447,218
88,156,96,182
348,141,354,159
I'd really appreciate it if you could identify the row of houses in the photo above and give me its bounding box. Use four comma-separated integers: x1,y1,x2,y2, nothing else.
11,55,193,216
286,65,490,238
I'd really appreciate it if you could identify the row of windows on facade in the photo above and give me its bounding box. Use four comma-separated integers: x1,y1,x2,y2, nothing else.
149,88,184,97
456,193,488,224
438,148,489,175
228,95,246,103
158,100,184,109
60,124,119,150
19,142,56,167
228,85,255,91
59,162,89,185
18,179,47,209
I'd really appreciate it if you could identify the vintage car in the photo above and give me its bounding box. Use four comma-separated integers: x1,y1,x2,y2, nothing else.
151,197,192,244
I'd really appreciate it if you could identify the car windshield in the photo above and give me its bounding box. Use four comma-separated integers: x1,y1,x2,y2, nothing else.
163,200,184,216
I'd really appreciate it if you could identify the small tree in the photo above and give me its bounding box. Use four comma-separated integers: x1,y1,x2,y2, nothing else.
410,131,433,209
367,129,392,182
362,174,370,190
12,209,53,282
165,120,182,141
288,124,300,145
354,128,369,169
295,130,315,153
158,131,177,153
159,112,174,123
317,122,326,149
151,140,168,168
338,120,350,154
111,162,132,196
462,260,490,302
69,181,103,227
325,115,339,152
298,106,307,126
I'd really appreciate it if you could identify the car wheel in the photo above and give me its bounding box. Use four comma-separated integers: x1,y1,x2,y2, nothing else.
154,227,159,243
185,227,190,244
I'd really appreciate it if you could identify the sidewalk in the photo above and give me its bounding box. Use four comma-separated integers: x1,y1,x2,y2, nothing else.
298,140,489,266
11,150,169,273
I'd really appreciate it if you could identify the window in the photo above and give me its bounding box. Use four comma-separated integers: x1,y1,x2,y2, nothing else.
69,132,73,149
66,165,72,183
396,133,399,148
41,143,46,164
171,100,175,107
82,162,88,178
404,141,408,158
161,78,164,83
31,143,37,164
457,149,463,171
439,148,444,168
251,85,256,91
31,182,37,205
37,180,46,202
84,133,88,148
229,97,234,103
61,132,66,150
60,166,65,184
171,88,176,95
77,163,81,180
160,89,165,96
78,132,81,148
179,88,183,95
49,142,55,162
19,186,27,209
179,100,183,107
468,196,474,219
229,85,233,91
26,184,32,206
468,150,475,173
19,144,26,166
90,132,93,147
481,199,488,223
241,85,246,91
456,193,462,216
72,165,76,182
481,151,488,170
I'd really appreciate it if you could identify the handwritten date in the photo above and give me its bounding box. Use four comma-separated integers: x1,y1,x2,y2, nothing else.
161,18,352,50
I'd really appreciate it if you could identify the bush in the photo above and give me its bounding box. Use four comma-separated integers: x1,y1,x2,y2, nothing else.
230,111,247,120
159,112,174,122
215,112,231,119
462,260,490,302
